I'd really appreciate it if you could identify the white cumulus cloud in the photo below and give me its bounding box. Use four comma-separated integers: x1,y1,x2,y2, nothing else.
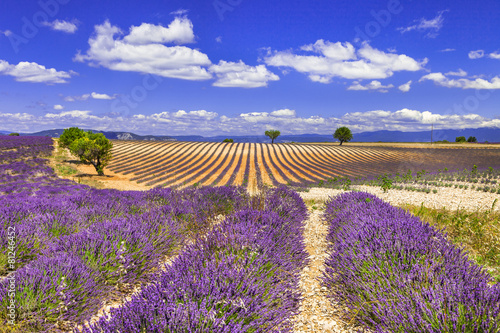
398,80,412,92
420,72,500,89
489,52,500,60
347,80,394,92
445,69,467,77
45,110,94,118
0,60,74,84
123,18,195,45
53,104,64,110
264,41,426,83
91,92,116,100
74,19,212,81
209,60,279,88
468,50,485,59
270,109,296,117
42,19,78,33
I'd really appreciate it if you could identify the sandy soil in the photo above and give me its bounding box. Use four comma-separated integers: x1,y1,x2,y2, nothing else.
232,143,250,186
273,145,317,182
50,141,153,191
216,143,245,186
255,144,274,187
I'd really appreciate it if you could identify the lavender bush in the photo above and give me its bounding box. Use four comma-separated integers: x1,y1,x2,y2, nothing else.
322,192,500,332
84,187,308,333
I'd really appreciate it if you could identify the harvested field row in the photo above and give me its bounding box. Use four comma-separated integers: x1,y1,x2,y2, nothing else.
107,140,500,193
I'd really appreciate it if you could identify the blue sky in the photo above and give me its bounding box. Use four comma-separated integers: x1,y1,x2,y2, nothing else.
0,0,499,136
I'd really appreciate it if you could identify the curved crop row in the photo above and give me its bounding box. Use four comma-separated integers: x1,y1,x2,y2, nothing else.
322,192,500,332
106,141,500,192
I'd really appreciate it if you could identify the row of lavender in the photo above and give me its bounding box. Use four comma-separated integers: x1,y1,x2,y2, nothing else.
83,186,309,332
0,136,87,195
322,192,500,332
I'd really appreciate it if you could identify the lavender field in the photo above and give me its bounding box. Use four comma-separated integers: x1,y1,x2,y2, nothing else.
1,136,499,332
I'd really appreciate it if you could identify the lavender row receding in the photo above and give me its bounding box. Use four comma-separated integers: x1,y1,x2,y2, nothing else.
84,186,309,333
322,191,500,333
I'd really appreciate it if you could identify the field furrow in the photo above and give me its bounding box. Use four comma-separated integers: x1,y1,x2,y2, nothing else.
255,143,273,187
131,142,207,182
110,142,185,174
105,140,500,192
260,143,289,184
147,142,222,186
196,143,240,187
143,142,217,186
209,143,244,186
273,144,318,183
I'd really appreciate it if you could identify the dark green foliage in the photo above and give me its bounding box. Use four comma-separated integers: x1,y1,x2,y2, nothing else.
59,127,86,149
70,132,112,176
333,126,353,145
467,136,477,142
222,138,234,143
455,136,466,143
264,130,280,144
59,128,113,176
8,133,19,136
380,176,392,193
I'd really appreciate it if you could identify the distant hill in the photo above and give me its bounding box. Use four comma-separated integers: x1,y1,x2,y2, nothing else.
12,127,500,143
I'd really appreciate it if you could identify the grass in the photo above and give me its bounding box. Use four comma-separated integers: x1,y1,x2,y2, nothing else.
48,139,105,189
399,200,500,283
303,198,326,211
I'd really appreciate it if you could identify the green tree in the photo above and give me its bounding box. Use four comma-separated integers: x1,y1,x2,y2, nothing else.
59,128,113,176
333,126,353,145
59,127,86,148
222,138,233,143
467,136,477,143
8,133,19,136
455,136,466,143
265,130,280,144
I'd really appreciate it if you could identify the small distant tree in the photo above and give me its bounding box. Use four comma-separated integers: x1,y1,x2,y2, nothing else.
455,136,466,143
222,138,233,143
265,130,280,144
8,133,19,136
467,136,477,143
333,126,353,146
59,128,113,176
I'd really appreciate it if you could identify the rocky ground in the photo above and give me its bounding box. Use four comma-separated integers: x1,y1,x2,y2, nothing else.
300,185,500,212
291,209,361,333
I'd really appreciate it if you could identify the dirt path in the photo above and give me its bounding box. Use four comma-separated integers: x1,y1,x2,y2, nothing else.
50,140,153,192
292,208,357,333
